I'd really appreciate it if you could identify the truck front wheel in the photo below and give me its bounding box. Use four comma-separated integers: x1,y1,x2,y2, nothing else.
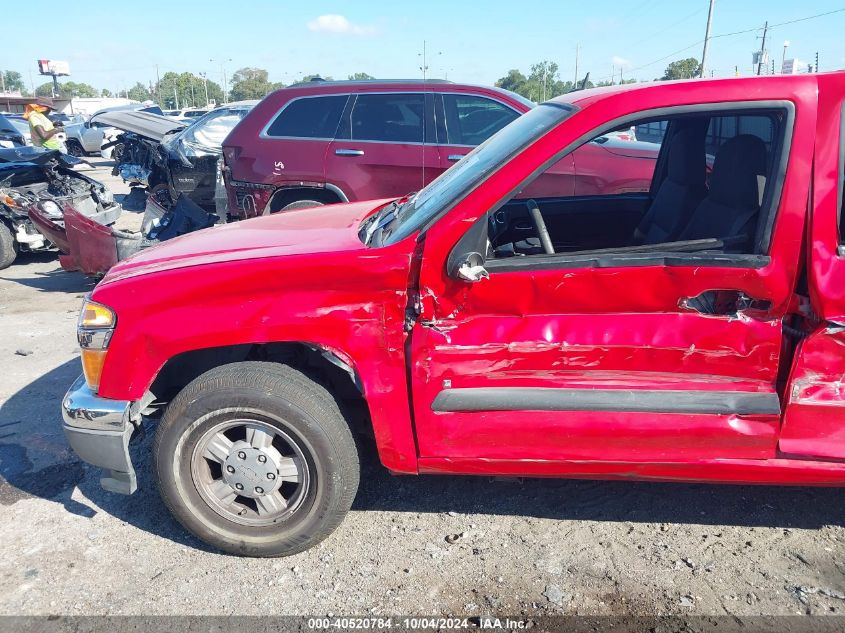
153,361,360,557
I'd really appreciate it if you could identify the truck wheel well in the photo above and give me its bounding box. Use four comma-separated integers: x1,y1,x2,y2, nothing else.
268,187,342,212
147,342,372,438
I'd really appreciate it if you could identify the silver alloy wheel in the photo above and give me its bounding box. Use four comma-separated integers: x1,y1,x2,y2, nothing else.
191,419,310,526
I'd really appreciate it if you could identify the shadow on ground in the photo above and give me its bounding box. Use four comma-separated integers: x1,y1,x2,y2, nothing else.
0,358,207,550
2,356,845,555
0,253,94,294
0,345,843,566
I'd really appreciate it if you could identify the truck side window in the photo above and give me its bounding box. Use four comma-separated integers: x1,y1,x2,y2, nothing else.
264,95,348,139
488,108,787,262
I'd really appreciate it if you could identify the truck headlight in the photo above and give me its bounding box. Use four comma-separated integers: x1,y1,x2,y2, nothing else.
77,299,116,391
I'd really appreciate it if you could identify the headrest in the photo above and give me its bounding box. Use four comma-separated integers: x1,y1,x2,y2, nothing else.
666,127,706,187
709,134,767,209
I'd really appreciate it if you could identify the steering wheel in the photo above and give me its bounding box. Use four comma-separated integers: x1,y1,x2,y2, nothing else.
526,199,555,255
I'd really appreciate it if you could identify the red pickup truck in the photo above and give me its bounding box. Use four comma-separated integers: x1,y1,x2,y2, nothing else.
63,72,845,557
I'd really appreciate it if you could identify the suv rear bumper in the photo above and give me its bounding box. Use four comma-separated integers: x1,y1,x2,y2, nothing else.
62,374,137,495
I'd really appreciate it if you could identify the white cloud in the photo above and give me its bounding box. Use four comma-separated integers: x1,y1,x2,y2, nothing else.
307,14,376,36
611,56,631,67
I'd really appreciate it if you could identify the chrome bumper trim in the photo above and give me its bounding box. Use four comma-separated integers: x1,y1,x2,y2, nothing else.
62,375,137,494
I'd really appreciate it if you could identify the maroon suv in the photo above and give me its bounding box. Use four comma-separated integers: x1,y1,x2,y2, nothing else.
222,79,534,217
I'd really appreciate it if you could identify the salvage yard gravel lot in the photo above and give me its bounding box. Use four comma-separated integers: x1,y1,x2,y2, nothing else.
1,162,844,617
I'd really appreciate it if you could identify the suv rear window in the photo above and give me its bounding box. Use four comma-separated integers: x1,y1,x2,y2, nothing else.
443,94,519,146
265,95,347,139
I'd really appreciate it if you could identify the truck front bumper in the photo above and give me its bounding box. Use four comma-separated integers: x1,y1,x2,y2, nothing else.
62,374,138,495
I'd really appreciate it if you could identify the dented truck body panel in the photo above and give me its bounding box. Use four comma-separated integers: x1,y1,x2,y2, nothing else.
93,198,421,472
81,73,845,486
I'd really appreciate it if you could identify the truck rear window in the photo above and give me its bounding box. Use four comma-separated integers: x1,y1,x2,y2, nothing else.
264,95,347,139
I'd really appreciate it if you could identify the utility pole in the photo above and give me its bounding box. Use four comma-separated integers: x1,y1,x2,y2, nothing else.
781,40,790,74
699,0,716,77
200,72,209,107
155,64,161,106
574,42,580,88
815,52,819,72
756,21,768,76
174,86,179,110
421,40,427,81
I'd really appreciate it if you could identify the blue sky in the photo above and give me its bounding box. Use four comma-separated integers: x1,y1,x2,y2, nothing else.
3,0,844,94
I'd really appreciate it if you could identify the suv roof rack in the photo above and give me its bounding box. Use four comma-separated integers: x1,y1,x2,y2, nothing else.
286,78,454,88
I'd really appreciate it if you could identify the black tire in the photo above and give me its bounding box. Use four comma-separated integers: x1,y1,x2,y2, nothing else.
280,199,323,212
0,221,18,270
66,139,84,157
153,361,360,557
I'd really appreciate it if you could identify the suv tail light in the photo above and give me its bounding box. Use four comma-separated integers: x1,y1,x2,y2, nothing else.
222,146,240,168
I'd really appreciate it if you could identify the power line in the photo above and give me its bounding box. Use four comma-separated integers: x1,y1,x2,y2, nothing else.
628,6,707,49
591,5,845,83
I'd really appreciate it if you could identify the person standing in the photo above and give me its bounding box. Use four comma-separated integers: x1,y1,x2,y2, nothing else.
24,102,65,152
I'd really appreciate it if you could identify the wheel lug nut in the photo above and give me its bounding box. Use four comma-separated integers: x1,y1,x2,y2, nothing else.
235,483,244,491
257,455,267,463
237,451,246,460
255,486,264,495
267,472,276,480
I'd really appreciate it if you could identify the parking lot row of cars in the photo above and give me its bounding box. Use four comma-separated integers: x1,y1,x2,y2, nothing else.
1,78,664,274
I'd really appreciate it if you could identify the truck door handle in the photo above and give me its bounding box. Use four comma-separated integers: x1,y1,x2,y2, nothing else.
447,154,465,161
335,149,364,156
681,290,771,316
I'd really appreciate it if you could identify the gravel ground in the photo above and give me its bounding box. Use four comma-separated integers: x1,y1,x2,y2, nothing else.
0,162,844,618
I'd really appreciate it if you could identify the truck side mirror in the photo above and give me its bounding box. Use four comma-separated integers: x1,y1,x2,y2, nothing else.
447,215,490,283
455,252,489,282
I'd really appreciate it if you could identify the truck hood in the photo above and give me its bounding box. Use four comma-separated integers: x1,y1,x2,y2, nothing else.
102,198,390,284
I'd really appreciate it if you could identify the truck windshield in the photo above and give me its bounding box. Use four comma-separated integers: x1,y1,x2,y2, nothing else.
379,103,573,245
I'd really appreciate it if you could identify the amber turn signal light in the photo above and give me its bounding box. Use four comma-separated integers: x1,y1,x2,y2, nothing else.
79,300,115,329
81,348,108,391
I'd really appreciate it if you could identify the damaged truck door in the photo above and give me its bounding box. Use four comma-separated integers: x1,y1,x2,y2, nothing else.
409,88,814,466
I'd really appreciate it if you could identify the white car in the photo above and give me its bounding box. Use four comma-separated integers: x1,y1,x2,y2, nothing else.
163,107,211,122
65,103,164,157
63,119,112,156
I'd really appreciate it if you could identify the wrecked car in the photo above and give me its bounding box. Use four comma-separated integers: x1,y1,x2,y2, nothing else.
0,147,118,269
64,104,164,157
101,102,256,210
62,72,845,558
30,192,217,277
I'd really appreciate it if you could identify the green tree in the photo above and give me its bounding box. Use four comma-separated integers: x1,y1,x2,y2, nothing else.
100,88,113,98
35,81,98,98
126,82,153,102
229,67,281,100
495,63,573,101
348,72,375,80
660,58,701,80
495,69,528,94
156,72,223,108
1,70,27,95
294,74,333,84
